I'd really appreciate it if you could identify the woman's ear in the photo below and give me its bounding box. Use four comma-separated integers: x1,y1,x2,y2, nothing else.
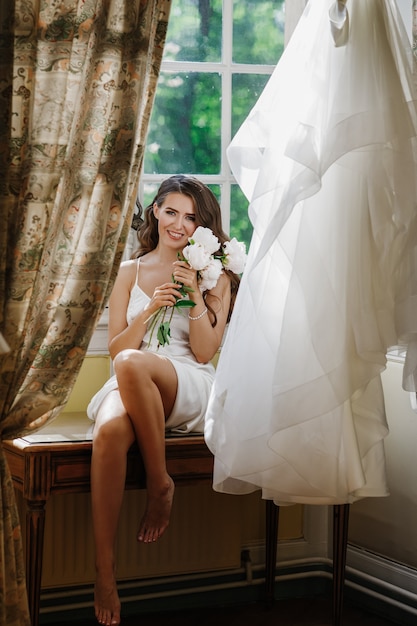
153,202,159,219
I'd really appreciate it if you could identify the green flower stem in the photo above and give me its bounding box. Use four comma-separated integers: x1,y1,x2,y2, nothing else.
146,278,197,349
147,307,165,348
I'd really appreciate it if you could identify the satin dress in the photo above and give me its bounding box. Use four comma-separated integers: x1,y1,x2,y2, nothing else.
88,259,215,433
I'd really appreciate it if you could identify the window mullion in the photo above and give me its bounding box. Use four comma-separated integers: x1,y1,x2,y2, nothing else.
220,0,233,232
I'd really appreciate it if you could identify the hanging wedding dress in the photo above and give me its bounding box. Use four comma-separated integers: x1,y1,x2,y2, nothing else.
204,0,417,505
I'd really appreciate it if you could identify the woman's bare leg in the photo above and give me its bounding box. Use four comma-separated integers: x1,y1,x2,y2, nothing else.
113,349,178,543
91,391,135,626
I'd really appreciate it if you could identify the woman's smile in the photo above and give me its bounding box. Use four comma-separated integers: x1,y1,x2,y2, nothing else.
167,229,185,241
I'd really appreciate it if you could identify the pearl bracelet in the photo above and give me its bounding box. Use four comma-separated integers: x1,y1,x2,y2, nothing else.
188,307,208,321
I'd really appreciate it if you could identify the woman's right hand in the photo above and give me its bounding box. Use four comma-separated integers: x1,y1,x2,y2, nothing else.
144,282,184,317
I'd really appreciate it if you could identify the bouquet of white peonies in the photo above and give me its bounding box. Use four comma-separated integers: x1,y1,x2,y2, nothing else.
147,226,247,348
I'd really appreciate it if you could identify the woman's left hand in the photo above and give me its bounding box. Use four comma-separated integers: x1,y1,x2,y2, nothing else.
172,260,199,295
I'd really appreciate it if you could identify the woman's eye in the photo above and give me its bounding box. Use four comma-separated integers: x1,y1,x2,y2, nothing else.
187,215,196,221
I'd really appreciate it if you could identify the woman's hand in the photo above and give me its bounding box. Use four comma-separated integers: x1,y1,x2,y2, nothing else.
172,260,199,299
144,281,184,317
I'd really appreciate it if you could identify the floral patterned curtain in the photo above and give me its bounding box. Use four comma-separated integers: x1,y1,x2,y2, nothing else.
411,0,417,85
0,0,170,623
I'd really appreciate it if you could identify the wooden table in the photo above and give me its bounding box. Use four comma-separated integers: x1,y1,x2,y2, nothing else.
3,413,214,626
3,413,348,626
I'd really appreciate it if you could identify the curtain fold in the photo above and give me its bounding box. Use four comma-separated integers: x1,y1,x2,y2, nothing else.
0,0,170,622
413,0,417,92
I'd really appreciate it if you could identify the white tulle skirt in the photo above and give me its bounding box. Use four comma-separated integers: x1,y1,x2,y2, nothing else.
204,0,417,505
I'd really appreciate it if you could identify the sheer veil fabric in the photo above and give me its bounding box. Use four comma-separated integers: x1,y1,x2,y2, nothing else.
204,0,417,505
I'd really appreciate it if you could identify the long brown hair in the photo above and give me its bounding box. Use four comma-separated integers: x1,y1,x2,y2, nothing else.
132,175,241,323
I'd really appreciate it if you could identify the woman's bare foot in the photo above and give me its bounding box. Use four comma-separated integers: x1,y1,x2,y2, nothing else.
137,476,175,542
94,570,121,625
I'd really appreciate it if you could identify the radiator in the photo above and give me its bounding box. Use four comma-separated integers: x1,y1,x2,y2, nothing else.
35,485,244,587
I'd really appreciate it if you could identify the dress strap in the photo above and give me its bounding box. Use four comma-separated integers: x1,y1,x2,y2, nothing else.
135,257,141,287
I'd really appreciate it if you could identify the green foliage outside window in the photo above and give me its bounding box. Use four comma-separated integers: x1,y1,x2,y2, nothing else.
163,0,223,62
145,72,221,175
233,0,284,64
143,0,285,249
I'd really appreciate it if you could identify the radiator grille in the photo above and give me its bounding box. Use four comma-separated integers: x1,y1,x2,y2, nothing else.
36,485,243,587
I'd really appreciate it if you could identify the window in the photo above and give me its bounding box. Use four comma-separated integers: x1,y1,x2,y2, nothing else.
139,0,285,248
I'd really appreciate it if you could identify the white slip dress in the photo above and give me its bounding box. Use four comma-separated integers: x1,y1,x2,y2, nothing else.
87,259,215,433
204,0,417,505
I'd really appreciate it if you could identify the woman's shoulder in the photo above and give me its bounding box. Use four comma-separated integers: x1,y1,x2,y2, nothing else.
115,259,139,289
205,271,231,308
120,258,138,270
212,270,232,293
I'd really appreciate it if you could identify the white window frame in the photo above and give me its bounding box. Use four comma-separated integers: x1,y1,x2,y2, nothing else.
137,0,277,235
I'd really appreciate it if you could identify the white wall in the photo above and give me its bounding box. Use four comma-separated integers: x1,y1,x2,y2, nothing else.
349,358,417,569
397,0,412,39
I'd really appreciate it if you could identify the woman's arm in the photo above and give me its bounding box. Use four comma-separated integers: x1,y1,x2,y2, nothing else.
107,261,145,359
190,273,231,363
186,278,231,363
172,260,231,363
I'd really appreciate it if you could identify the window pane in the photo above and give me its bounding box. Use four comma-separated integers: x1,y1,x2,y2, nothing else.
163,0,222,63
144,72,222,175
232,73,270,137
208,184,220,203
233,0,285,64
143,183,159,210
230,184,252,249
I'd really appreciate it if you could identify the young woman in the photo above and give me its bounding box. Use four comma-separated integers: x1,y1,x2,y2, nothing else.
87,175,241,626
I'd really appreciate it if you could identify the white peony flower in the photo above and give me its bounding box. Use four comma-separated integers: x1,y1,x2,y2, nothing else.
182,242,212,271
222,238,247,274
189,226,220,255
198,258,223,292
147,226,246,348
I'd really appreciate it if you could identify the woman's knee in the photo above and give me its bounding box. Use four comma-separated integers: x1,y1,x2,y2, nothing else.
113,349,148,380
114,350,159,390
93,412,134,452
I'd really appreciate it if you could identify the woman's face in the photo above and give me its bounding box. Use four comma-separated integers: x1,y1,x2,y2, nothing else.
154,192,197,250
